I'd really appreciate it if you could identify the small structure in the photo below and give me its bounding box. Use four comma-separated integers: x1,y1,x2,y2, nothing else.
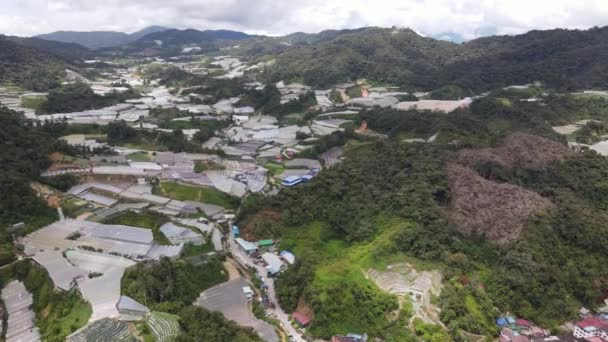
280,251,296,264
573,316,608,340
282,176,304,187
160,222,205,245
497,317,509,327
331,333,369,342
293,311,312,327
116,295,150,321
242,286,254,300
232,225,240,237
235,238,258,255
261,252,284,276
257,239,274,251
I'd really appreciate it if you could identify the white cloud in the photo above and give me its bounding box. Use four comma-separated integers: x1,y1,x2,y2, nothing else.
1,0,608,39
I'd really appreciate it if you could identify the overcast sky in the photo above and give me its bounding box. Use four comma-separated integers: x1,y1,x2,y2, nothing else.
3,0,608,40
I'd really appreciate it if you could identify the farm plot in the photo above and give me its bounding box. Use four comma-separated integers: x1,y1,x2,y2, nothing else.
148,311,180,342
367,263,443,326
68,318,136,342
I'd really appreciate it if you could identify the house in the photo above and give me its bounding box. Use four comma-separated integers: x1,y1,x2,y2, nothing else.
573,316,608,341
497,317,509,327
500,327,530,342
293,311,312,327
257,239,274,251
331,333,369,342
232,225,240,237
261,252,284,276
280,251,295,264
116,295,149,320
282,176,304,187
235,238,258,255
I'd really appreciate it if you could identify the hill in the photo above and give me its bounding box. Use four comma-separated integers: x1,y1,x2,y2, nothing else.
118,28,254,57
136,28,252,45
5,35,91,61
242,95,608,339
35,25,170,49
0,36,71,90
262,26,608,92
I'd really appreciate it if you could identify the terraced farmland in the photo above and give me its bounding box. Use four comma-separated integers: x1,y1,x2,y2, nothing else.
68,318,136,342
148,311,180,342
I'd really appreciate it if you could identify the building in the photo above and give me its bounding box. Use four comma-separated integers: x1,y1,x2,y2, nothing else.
257,239,274,251
332,333,369,342
235,238,258,255
160,222,205,245
242,286,254,300
500,327,530,342
261,252,284,276
116,295,150,320
573,316,608,340
280,251,296,264
232,225,240,237
282,176,305,187
293,311,312,327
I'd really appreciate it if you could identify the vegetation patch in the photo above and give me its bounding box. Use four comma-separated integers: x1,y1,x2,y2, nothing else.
121,256,227,313
0,262,92,342
103,211,171,245
155,182,239,209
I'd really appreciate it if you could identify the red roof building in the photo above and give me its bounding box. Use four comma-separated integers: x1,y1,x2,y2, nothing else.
293,311,312,327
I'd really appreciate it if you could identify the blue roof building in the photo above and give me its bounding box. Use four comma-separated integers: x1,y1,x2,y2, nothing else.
232,225,240,237
282,176,304,187
496,317,508,327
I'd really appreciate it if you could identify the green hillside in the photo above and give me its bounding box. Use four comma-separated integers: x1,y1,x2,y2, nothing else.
0,36,71,90
241,94,608,339
261,26,608,92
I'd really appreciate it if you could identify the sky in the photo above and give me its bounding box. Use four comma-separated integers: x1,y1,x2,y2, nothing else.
2,0,608,40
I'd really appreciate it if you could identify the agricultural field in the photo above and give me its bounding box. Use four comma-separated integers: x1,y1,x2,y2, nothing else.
147,311,180,342
155,182,238,209
103,211,171,245
126,151,151,162
263,162,285,176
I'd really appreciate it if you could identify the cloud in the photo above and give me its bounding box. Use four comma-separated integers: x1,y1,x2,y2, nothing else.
1,0,608,39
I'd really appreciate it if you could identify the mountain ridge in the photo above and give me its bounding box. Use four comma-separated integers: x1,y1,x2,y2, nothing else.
35,25,171,49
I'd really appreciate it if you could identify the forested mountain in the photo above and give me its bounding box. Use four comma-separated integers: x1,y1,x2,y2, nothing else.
5,35,91,61
262,26,608,92
0,36,71,90
114,28,255,57
36,25,170,49
135,28,252,45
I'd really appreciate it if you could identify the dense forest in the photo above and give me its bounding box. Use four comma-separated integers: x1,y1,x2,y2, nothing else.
0,108,60,266
0,36,71,91
261,26,608,92
121,256,228,314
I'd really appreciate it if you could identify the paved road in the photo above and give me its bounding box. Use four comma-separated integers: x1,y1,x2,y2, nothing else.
227,235,305,342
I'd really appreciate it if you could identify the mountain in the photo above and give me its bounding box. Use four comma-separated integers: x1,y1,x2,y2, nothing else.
0,36,71,91
5,35,91,61
35,25,170,49
114,28,255,57
262,26,608,92
128,25,170,41
134,28,253,45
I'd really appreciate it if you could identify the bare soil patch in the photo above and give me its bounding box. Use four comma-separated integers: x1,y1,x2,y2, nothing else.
457,132,572,170
446,163,553,245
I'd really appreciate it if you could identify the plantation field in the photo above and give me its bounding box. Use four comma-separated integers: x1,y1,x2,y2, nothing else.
155,182,238,209
104,211,171,245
